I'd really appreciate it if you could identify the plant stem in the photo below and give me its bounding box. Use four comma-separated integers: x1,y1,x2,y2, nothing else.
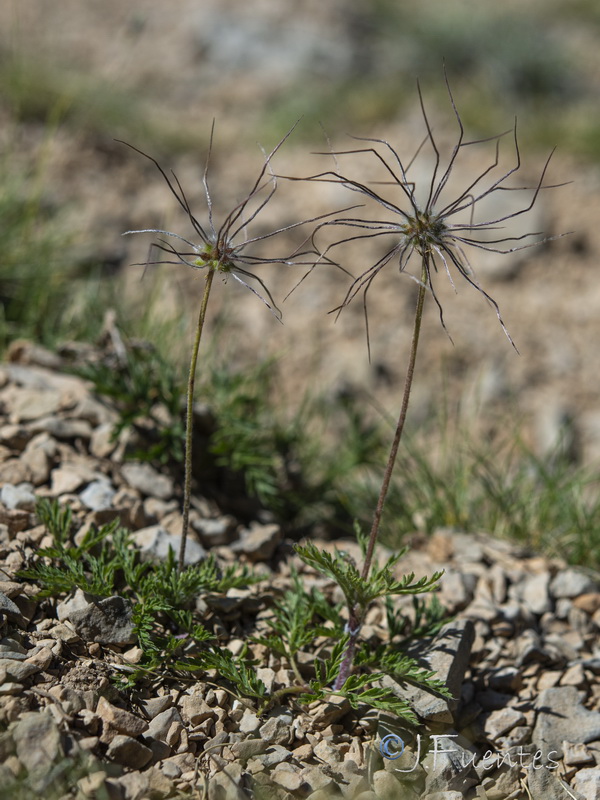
289,653,305,685
258,684,312,716
179,269,215,572
333,259,428,691
361,259,428,579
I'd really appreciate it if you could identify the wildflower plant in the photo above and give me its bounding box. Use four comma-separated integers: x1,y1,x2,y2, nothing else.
291,76,566,689
119,124,343,571
108,77,566,713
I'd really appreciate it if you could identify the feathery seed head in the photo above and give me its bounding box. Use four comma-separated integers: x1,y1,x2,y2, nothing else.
119,122,342,321
302,76,568,354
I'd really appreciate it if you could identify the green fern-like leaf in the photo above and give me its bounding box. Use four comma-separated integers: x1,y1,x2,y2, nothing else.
254,570,342,660
295,541,443,611
191,647,268,700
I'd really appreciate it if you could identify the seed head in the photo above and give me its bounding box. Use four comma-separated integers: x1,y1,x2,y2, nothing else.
119,122,339,320
303,76,568,354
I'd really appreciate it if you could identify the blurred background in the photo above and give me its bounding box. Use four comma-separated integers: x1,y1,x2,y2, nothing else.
1,0,600,552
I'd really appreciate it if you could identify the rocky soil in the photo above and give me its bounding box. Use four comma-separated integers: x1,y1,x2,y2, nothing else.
0,340,600,800
2,3,600,799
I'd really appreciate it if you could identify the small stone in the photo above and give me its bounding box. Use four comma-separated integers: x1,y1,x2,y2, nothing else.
313,739,342,764
483,766,522,800
310,695,351,727
143,496,178,521
572,768,600,800
231,739,269,761
206,765,244,800
560,662,587,687
0,423,30,450
132,524,206,565
145,707,183,744
345,774,371,798
50,466,90,494
79,480,116,511
537,671,562,690
0,459,30,485
429,620,475,700
112,772,145,800
563,741,595,766
193,516,237,547
483,707,526,740
160,759,181,779
180,695,216,726
371,770,404,800
527,763,580,800
0,637,27,654
230,521,282,561
544,631,581,662
495,725,531,749
422,733,479,795
25,645,53,671
57,588,92,622
0,583,23,600
0,682,22,696
0,506,30,536
259,709,294,745
516,629,548,666
383,619,474,723
21,435,55,485
12,712,63,788
256,667,276,694
573,593,600,614
77,771,109,797
97,697,148,739
550,568,598,599
255,744,292,768
73,395,117,426
0,593,26,627
439,570,471,610
106,734,153,768
3,386,62,422
141,696,173,721
165,719,183,748
488,666,523,692
4,659,41,681
533,686,600,757
521,572,552,615
90,423,117,459
32,417,93,440
0,483,36,511
121,462,174,500
48,685,86,715
300,766,335,793
47,621,81,644
239,710,261,734
271,765,305,792
121,645,143,663
68,595,136,646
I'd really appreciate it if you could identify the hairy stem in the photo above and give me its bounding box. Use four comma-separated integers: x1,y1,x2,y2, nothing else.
179,269,215,572
289,653,305,685
333,259,428,691
362,259,428,578
258,684,312,716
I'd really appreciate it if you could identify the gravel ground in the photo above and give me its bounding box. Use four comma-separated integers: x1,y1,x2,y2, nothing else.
0,342,600,799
